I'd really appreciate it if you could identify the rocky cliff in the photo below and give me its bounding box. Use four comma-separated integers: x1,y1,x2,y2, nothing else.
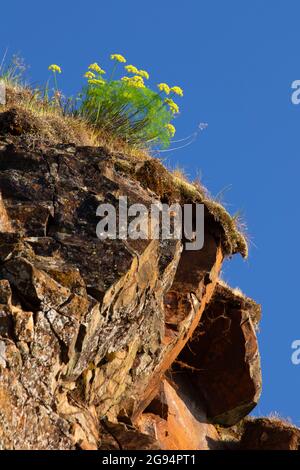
0,106,299,450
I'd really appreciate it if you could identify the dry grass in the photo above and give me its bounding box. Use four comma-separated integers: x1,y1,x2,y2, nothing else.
171,165,189,181
0,82,150,160
0,82,93,146
169,166,248,257
265,412,294,427
218,279,249,301
214,280,261,325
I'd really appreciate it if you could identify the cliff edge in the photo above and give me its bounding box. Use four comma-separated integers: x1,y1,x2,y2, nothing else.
0,101,298,450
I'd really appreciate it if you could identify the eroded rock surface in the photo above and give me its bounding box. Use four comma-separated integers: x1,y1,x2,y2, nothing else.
0,133,295,450
173,282,262,426
240,418,300,450
0,139,225,449
137,379,221,450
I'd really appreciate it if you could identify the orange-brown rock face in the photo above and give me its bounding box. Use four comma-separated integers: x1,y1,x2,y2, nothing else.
130,237,223,420
137,380,221,450
135,282,263,450
0,137,228,449
240,418,300,450
173,282,262,427
0,130,296,450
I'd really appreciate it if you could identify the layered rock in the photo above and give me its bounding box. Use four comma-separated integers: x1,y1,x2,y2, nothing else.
240,418,300,450
0,125,295,450
137,379,221,450
0,137,227,449
171,282,262,426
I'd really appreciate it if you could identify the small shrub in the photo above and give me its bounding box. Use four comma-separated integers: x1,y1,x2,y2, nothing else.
79,53,183,148
1,52,184,150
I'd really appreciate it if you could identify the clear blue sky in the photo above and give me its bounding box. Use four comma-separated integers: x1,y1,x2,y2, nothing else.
1,0,299,425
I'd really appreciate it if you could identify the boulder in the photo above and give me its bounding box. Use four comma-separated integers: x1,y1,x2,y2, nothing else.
173,282,262,426
240,418,300,450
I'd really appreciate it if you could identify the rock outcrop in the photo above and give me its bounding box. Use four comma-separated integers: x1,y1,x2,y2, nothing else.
172,282,262,427
137,379,221,450
240,418,300,450
0,119,296,450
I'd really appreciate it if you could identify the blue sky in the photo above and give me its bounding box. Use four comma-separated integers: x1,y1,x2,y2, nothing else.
1,0,299,424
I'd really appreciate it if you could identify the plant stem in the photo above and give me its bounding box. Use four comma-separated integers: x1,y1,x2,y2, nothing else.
53,72,58,93
0,47,8,75
109,63,117,82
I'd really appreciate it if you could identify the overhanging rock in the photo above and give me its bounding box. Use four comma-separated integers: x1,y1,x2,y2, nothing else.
172,281,262,426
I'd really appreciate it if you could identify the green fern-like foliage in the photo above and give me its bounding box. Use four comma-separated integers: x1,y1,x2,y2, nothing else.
79,54,182,148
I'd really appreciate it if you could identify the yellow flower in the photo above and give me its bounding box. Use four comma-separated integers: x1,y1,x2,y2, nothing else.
138,69,149,80
122,75,145,88
132,75,144,82
166,123,176,137
165,98,179,114
125,64,139,74
84,71,96,79
111,53,126,63
48,64,62,73
88,78,105,85
157,83,170,95
125,65,149,79
131,76,145,88
170,86,183,97
88,63,106,74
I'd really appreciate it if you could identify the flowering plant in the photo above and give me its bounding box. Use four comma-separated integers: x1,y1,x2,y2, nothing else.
79,53,183,148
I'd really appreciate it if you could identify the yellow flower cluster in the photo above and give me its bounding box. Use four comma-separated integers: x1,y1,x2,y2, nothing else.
165,98,179,114
165,123,176,137
138,69,149,80
88,79,105,86
125,65,139,74
170,86,183,97
48,64,62,73
84,62,106,86
79,52,184,146
84,71,96,79
157,83,170,95
121,75,145,88
111,54,126,63
157,83,183,97
88,62,106,74
125,65,150,80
